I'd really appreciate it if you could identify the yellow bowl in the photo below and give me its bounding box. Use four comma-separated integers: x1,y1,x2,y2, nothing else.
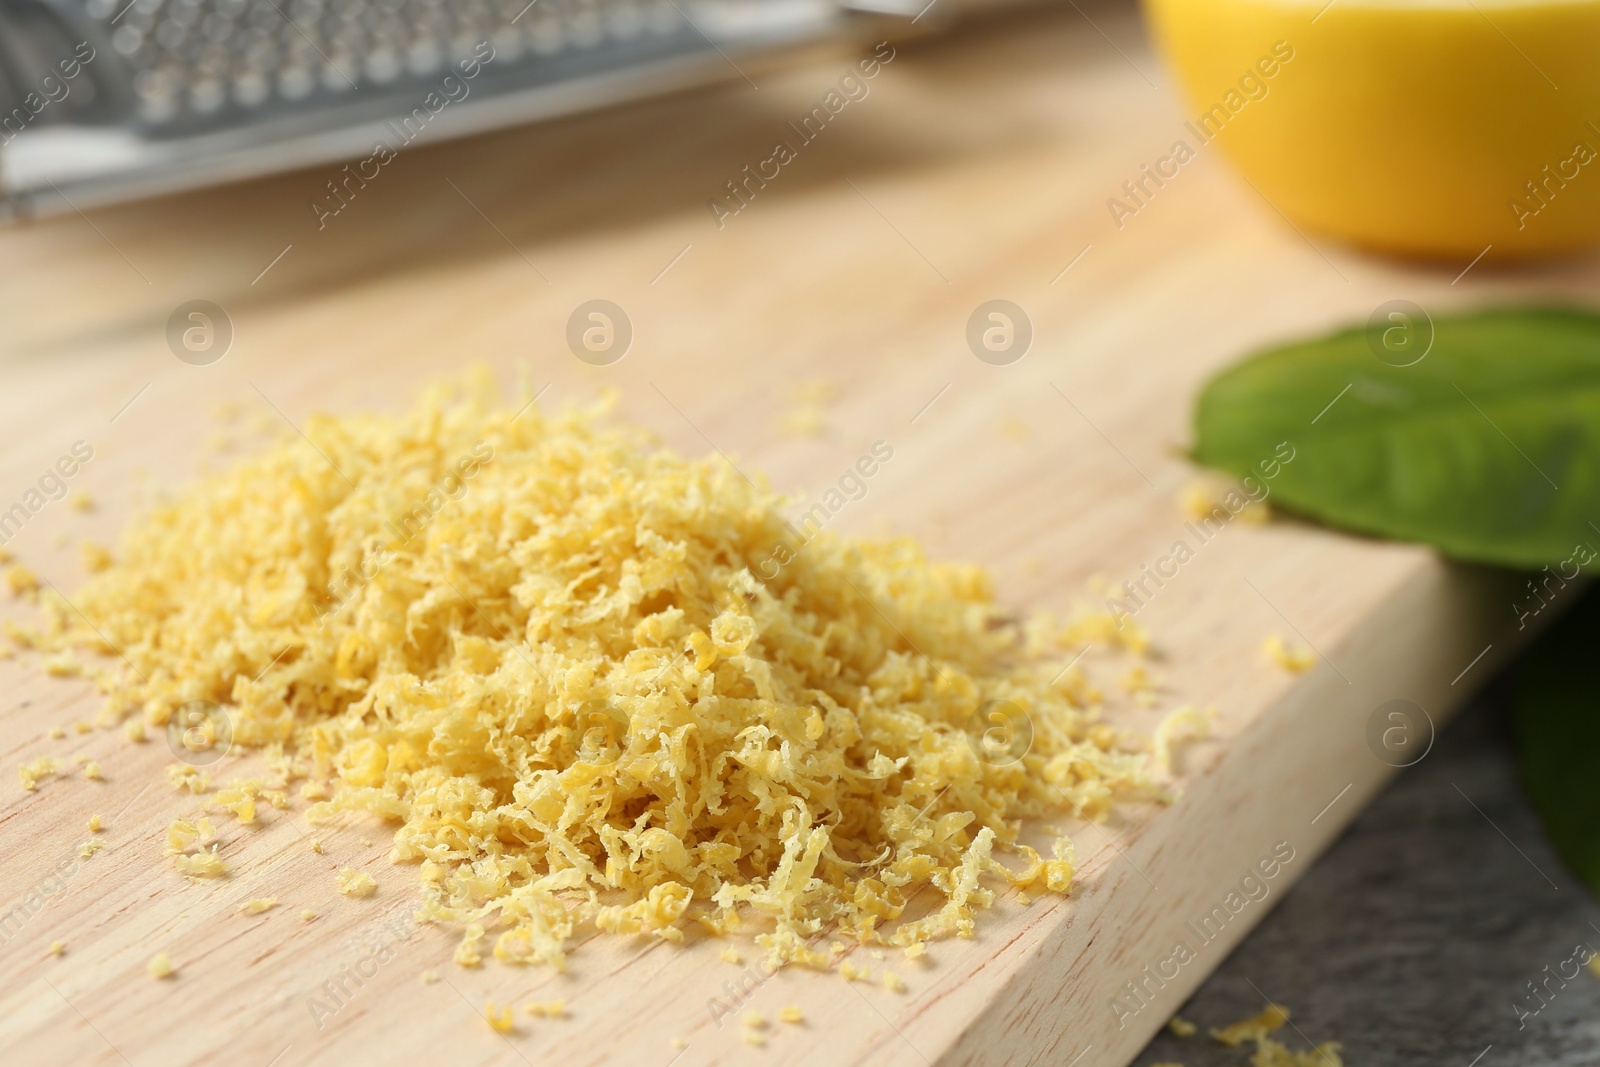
1142,0,1600,259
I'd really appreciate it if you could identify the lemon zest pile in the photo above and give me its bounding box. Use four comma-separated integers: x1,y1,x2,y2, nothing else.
33,373,1160,970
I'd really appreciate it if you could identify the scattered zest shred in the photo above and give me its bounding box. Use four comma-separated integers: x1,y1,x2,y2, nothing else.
1211,1003,1291,1047
19,756,58,792
5,564,39,596
1207,1004,1343,1066
1181,478,1269,526
1262,635,1315,674
172,849,227,878
336,868,376,898
165,816,215,854
81,541,113,573
1250,1037,1344,1067
1151,707,1211,777
484,1002,515,1034
166,765,208,794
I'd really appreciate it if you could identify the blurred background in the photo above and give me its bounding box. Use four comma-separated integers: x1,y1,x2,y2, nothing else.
3,0,1600,1064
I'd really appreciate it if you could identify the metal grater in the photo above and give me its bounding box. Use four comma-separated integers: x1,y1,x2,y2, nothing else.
99,0,708,131
0,0,945,217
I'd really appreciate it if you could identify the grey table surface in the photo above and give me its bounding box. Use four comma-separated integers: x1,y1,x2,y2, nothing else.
1131,669,1599,1067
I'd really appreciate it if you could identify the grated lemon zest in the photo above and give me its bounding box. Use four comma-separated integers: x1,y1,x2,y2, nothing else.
1212,1004,1291,1047
5,564,40,595
484,1002,515,1033
30,373,1163,970
336,868,377,898
1263,635,1315,674
1251,1037,1343,1067
19,756,59,792
1151,706,1212,777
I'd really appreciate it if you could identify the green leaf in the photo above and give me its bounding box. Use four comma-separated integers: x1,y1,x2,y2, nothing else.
1517,584,1600,894
1193,307,1600,569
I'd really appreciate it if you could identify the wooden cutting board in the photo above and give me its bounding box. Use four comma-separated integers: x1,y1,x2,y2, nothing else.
0,5,1585,1065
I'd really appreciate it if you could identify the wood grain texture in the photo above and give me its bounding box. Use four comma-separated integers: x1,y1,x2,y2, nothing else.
0,5,1588,1066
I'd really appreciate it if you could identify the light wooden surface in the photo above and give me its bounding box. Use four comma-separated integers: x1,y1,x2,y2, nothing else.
0,5,1589,1066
